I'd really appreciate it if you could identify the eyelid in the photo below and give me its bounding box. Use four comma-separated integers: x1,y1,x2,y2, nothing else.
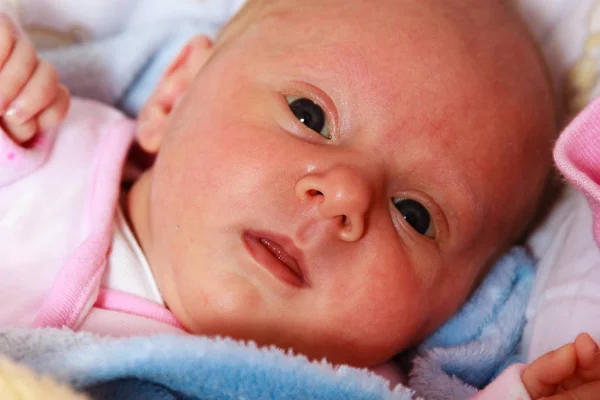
281,81,339,140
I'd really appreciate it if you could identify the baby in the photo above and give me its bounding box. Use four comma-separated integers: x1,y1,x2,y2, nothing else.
129,0,557,368
0,0,597,397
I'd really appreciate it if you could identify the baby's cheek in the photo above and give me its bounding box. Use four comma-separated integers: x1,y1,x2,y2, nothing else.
337,283,424,351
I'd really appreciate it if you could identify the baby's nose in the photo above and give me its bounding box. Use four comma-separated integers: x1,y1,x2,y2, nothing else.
295,165,372,242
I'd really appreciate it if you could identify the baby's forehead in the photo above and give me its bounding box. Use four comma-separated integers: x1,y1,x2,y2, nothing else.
237,0,501,35
226,0,426,45
239,0,429,34
230,0,532,82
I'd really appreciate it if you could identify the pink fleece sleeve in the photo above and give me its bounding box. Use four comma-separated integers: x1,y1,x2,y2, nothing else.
472,364,530,400
554,96,600,249
0,126,58,187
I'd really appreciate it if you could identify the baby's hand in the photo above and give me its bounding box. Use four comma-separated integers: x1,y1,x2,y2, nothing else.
522,333,600,399
0,16,69,144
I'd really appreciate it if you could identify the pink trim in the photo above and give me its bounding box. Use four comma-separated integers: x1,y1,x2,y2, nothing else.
95,288,186,331
555,97,600,246
31,119,135,328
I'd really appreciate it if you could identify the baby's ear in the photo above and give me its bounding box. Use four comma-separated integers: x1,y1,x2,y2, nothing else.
137,35,213,153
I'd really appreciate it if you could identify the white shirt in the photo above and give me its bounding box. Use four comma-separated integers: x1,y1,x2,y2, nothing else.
104,207,164,306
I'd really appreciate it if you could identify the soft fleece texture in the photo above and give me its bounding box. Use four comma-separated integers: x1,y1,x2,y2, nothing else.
555,96,600,245
1,329,413,400
409,248,534,399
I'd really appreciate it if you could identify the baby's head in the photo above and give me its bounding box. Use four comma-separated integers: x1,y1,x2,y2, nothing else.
128,0,555,367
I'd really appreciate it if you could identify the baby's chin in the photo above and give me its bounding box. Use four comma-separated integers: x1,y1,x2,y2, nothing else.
176,310,398,367
182,312,408,383
371,362,407,387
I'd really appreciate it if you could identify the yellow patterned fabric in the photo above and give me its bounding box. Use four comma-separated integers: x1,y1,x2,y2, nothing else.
0,356,87,400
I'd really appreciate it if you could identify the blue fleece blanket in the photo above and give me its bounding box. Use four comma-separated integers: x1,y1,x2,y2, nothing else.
0,248,534,400
1,330,412,400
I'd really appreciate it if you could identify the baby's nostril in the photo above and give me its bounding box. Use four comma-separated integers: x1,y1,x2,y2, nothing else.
308,189,323,196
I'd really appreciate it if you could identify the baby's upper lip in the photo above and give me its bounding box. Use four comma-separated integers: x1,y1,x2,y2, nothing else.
249,231,309,286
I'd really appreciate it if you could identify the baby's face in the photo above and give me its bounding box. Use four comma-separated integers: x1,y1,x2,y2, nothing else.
129,0,554,367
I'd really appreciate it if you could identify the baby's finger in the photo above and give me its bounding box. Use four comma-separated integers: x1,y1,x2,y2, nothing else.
575,333,599,369
522,343,577,399
0,37,37,113
542,380,600,400
0,17,16,68
3,60,59,126
558,334,600,389
564,354,600,389
2,117,37,143
36,85,70,132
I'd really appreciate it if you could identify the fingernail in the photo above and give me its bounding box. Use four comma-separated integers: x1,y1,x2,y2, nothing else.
5,102,25,124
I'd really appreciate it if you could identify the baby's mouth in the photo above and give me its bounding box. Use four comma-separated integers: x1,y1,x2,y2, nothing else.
243,232,307,288
259,237,303,278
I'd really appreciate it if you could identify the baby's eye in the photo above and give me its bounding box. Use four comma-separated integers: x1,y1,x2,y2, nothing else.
392,198,434,237
286,96,331,139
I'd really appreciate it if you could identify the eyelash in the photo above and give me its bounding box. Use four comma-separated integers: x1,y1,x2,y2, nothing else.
280,83,338,140
391,194,440,241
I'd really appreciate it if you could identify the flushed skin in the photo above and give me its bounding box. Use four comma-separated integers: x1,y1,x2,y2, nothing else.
129,0,556,367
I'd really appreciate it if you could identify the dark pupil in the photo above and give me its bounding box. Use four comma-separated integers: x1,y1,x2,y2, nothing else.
289,98,325,133
395,199,430,235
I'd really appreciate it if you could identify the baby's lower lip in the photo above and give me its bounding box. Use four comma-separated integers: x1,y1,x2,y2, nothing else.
242,232,305,288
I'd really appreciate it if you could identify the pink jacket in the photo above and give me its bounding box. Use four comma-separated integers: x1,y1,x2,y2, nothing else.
0,98,184,336
555,97,600,249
